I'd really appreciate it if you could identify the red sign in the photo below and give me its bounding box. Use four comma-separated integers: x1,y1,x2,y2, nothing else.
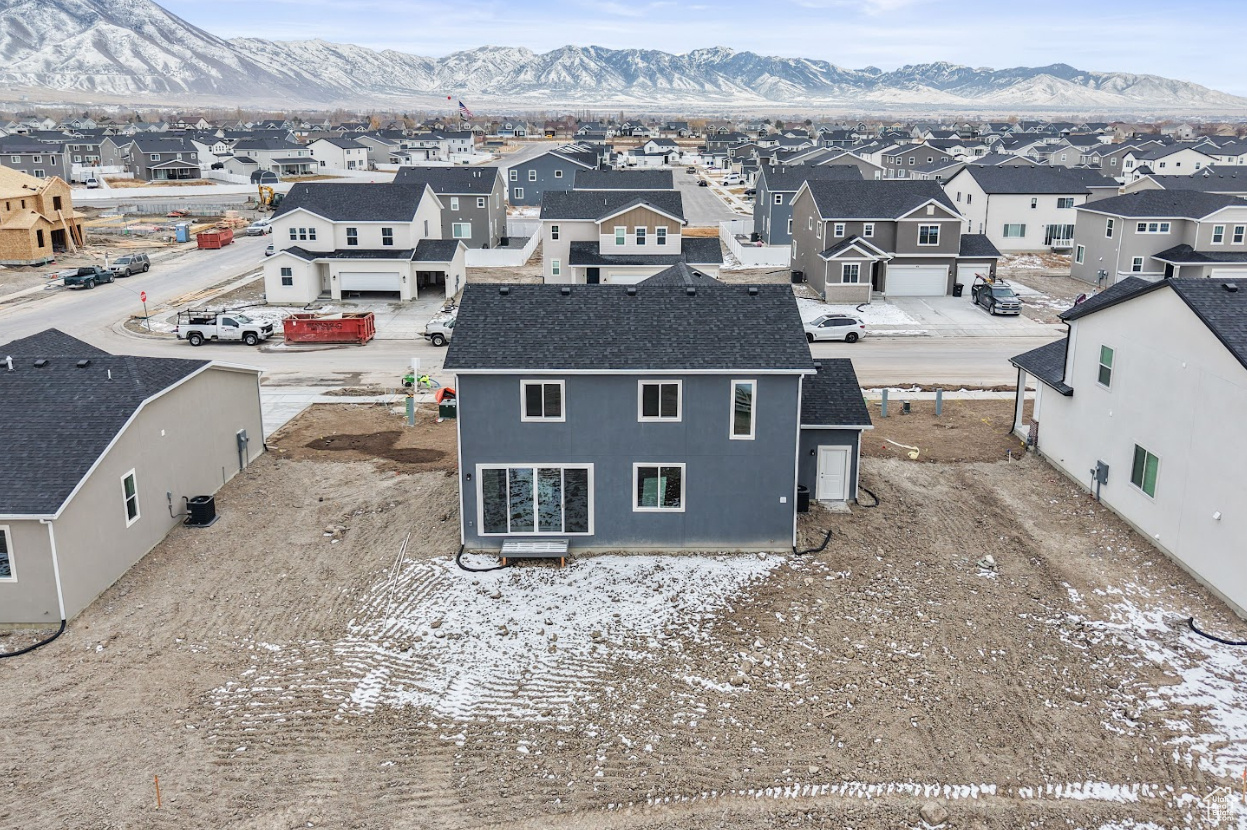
140,291,147,303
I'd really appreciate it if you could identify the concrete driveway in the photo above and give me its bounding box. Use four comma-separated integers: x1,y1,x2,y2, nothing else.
887,295,1060,337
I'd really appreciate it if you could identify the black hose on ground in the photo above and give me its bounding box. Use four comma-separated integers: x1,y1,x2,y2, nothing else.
0,619,66,660
857,486,880,508
793,529,833,557
454,544,510,573
1188,617,1247,646
855,302,869,313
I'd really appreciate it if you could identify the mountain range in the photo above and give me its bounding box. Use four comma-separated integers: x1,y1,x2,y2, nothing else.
3,0,1246,114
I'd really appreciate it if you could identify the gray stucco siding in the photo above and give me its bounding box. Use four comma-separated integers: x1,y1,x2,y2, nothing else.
456,373,802,550
508,156,585,206
798,428,862,501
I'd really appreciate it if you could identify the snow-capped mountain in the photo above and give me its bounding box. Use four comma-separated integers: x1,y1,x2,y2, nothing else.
4,0,1246,113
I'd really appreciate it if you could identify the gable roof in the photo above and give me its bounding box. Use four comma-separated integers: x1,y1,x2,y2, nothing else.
540,189,685,222
573,169,674,190
638,262,723,286
955,165,1115,194
391,166,500,194
311,136,366,149
443,284,814,373
800,359,872,427
959,234,1002,259
803,180,958,220
1076,190,1243,220
0,330,213,517
758,164,863,193
1009,339,1072,396
273,182,432,222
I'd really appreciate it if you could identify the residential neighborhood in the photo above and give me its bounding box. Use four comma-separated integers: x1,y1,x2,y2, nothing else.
3,44,1247,830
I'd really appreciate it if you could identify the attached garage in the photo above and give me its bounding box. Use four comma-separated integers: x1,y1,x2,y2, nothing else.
886,264,949,297
603,271,649,284
339,271,402,294
956,263,991,289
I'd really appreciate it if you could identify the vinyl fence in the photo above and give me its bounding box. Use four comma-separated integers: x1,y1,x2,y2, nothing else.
720,220,790,268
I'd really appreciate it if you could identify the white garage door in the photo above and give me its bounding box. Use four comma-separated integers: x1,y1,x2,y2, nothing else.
339,271,402,292
1209,267,1247,279
956,263,989,288
602,271,648,285
887,264,948,297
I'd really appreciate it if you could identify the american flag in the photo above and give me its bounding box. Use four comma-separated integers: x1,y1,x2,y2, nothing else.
458,100,474,119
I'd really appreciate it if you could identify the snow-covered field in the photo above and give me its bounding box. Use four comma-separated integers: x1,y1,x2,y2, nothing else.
795,296,919,326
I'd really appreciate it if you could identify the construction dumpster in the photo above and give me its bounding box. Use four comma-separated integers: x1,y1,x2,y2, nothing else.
283,312,376,345
196,227,234,249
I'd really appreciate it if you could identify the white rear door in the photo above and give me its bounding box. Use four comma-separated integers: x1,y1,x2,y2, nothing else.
816,446,850,501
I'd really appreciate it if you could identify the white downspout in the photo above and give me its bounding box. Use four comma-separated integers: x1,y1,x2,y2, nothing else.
39,519,67,623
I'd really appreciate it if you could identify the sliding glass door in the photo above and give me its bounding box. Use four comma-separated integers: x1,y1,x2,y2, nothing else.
480,465,592,535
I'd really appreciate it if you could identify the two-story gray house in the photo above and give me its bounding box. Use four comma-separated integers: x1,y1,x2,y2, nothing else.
0,137,70,181
505,145,599,206
392,166,507,248
788,180,999,303
108,135,201,181
443,278,870,553
753,165,863,245
1069,191,1247,285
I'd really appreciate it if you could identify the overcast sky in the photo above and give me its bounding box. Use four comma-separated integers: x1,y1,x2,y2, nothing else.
163,0,1247,95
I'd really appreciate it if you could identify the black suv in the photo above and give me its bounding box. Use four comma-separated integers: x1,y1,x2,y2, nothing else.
111,253,150,276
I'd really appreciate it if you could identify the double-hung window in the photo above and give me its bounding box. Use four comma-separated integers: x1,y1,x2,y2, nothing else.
917,225,939,246
527,170,537,182
1234,225,1246,245
381,227,394,246
551,259,561,277
1097,346,1114,387
480,466,592,534
121,470,140,527
1131,256,1144,273
0,526,13,581
1105,218,1115,238
634,464,684,511
521,380,564,421
656,227,667,246
614,226,626,246
636,227,646,245
1130,445,1159,498
731,380,756,440
833,223,845,237
509,169,518,181
550,224,559,241
477,197,486,208
280,267,293,286
449,197,459,210
863,223,874,238
346,227,358,246
774,193,783,205
638,381,680,421
1075,245,1085,264
1212,225,1226,244
842,263,860,283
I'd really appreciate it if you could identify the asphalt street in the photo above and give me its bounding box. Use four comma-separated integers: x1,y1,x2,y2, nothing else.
671,166,739,226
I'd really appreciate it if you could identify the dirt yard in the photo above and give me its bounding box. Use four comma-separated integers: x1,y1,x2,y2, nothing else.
863,398,1030,463
3,403,1245,829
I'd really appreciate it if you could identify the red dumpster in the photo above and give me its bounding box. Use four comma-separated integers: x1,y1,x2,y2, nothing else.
282,312,376,345
196,227,234,249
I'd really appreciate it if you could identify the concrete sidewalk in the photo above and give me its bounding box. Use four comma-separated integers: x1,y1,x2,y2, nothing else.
261,386,436,437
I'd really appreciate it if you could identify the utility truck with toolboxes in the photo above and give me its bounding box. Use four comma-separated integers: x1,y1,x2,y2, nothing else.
175,310,274,346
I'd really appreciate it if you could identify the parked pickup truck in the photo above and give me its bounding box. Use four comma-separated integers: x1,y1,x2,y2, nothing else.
422,314,456,347
971,278,1022,316
176,311,274,346
61,266,116,289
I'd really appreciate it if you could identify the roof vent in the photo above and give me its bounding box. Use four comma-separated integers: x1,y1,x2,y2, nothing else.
498,286,510,296
748,286,759,296
813,361,822,370
685,286,696,297
33,358,47,368
76,359,91,369
560,286,571,296
1224,283,1240,293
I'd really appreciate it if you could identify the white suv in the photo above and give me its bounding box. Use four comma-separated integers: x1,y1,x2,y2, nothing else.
804,315,866,343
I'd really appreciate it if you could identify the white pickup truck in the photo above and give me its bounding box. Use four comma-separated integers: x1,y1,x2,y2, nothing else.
175,311,274,346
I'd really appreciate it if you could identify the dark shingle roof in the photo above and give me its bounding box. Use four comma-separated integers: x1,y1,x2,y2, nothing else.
0,330,208,516
958,166,1115,194
540,189,685,222
638,262,723,286
804,180,957,219
273,182,429,222
282,246,416,261
1009,339,1072,396
573,169,674,190
414,239,462,262
391,166,500,194
759,164,863,194
312,136,365,148
1059,277,1156,321
567,237,722,266
1152,244,1247,265
800,360,871,426
443,284,814,372
1146,166,1247,194
959,234,1002,259
1077,190,1241,219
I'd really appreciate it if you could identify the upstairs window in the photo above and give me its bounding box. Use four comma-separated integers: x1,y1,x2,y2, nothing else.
121,470,140,527
863,223,874,237
521,380,564,422
1130,445,1159,498
1057,197,1075,209
833,223,845,237
550,224,559,241
509,169,518,181
346,227,358,246
1212,225,1226,244
1003,224,1026,238
636,227,646,245
638,381,680,421
1105,218,1115,238
656,227,667,246
918,225,940,246
731,380,756,440
615,226,626,246
381,227,394,246
1098,346,1114,387
477,197,486,208
1131,256,1144,272
1234,225,1246,245
527,170,536,182
450,197,459,210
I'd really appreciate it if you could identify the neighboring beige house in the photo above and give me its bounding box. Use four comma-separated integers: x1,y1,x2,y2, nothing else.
1010,278,1247,616
0,167,85,265
0,330,264,626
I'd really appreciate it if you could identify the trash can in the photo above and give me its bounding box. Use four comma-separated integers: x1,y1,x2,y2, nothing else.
952,283,964,297
796,484,811,513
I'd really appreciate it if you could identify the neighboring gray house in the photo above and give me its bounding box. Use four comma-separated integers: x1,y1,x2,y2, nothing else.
754,165,864,245
0,137,69,181
1069,191,1247,285
788,180,996,302
229,138,316,177
0,329,264,625
392,166,507,248
572,169,674,191
506,145,599,206
1121,166,1247,199
442,279,869,552
108,134,201,181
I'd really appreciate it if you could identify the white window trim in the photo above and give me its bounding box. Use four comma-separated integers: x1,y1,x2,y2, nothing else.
121,469,140,527
655,227,667,245
476,464,595,536
632,463,687,513
509,169,517,181
1130,445,1160,500
551,259,561,277
1075,245,1085,264
863,223,874,238
1131,256,1144,272
1105,218,1115,238
477,197,486,208
1212,224,1226,245
833,223,845,237
730,379,757,440
1097,345,1114,389
452,222,472,239
528,170,537,182
614,226,627,246
513,187,524,200
637,379,682,422
520,379,566,422
0,524,14,582
554,169,563,178
917,224,940,246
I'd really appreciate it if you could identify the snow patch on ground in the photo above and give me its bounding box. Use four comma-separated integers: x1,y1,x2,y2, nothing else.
335,553,781,722
795,296,918,326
